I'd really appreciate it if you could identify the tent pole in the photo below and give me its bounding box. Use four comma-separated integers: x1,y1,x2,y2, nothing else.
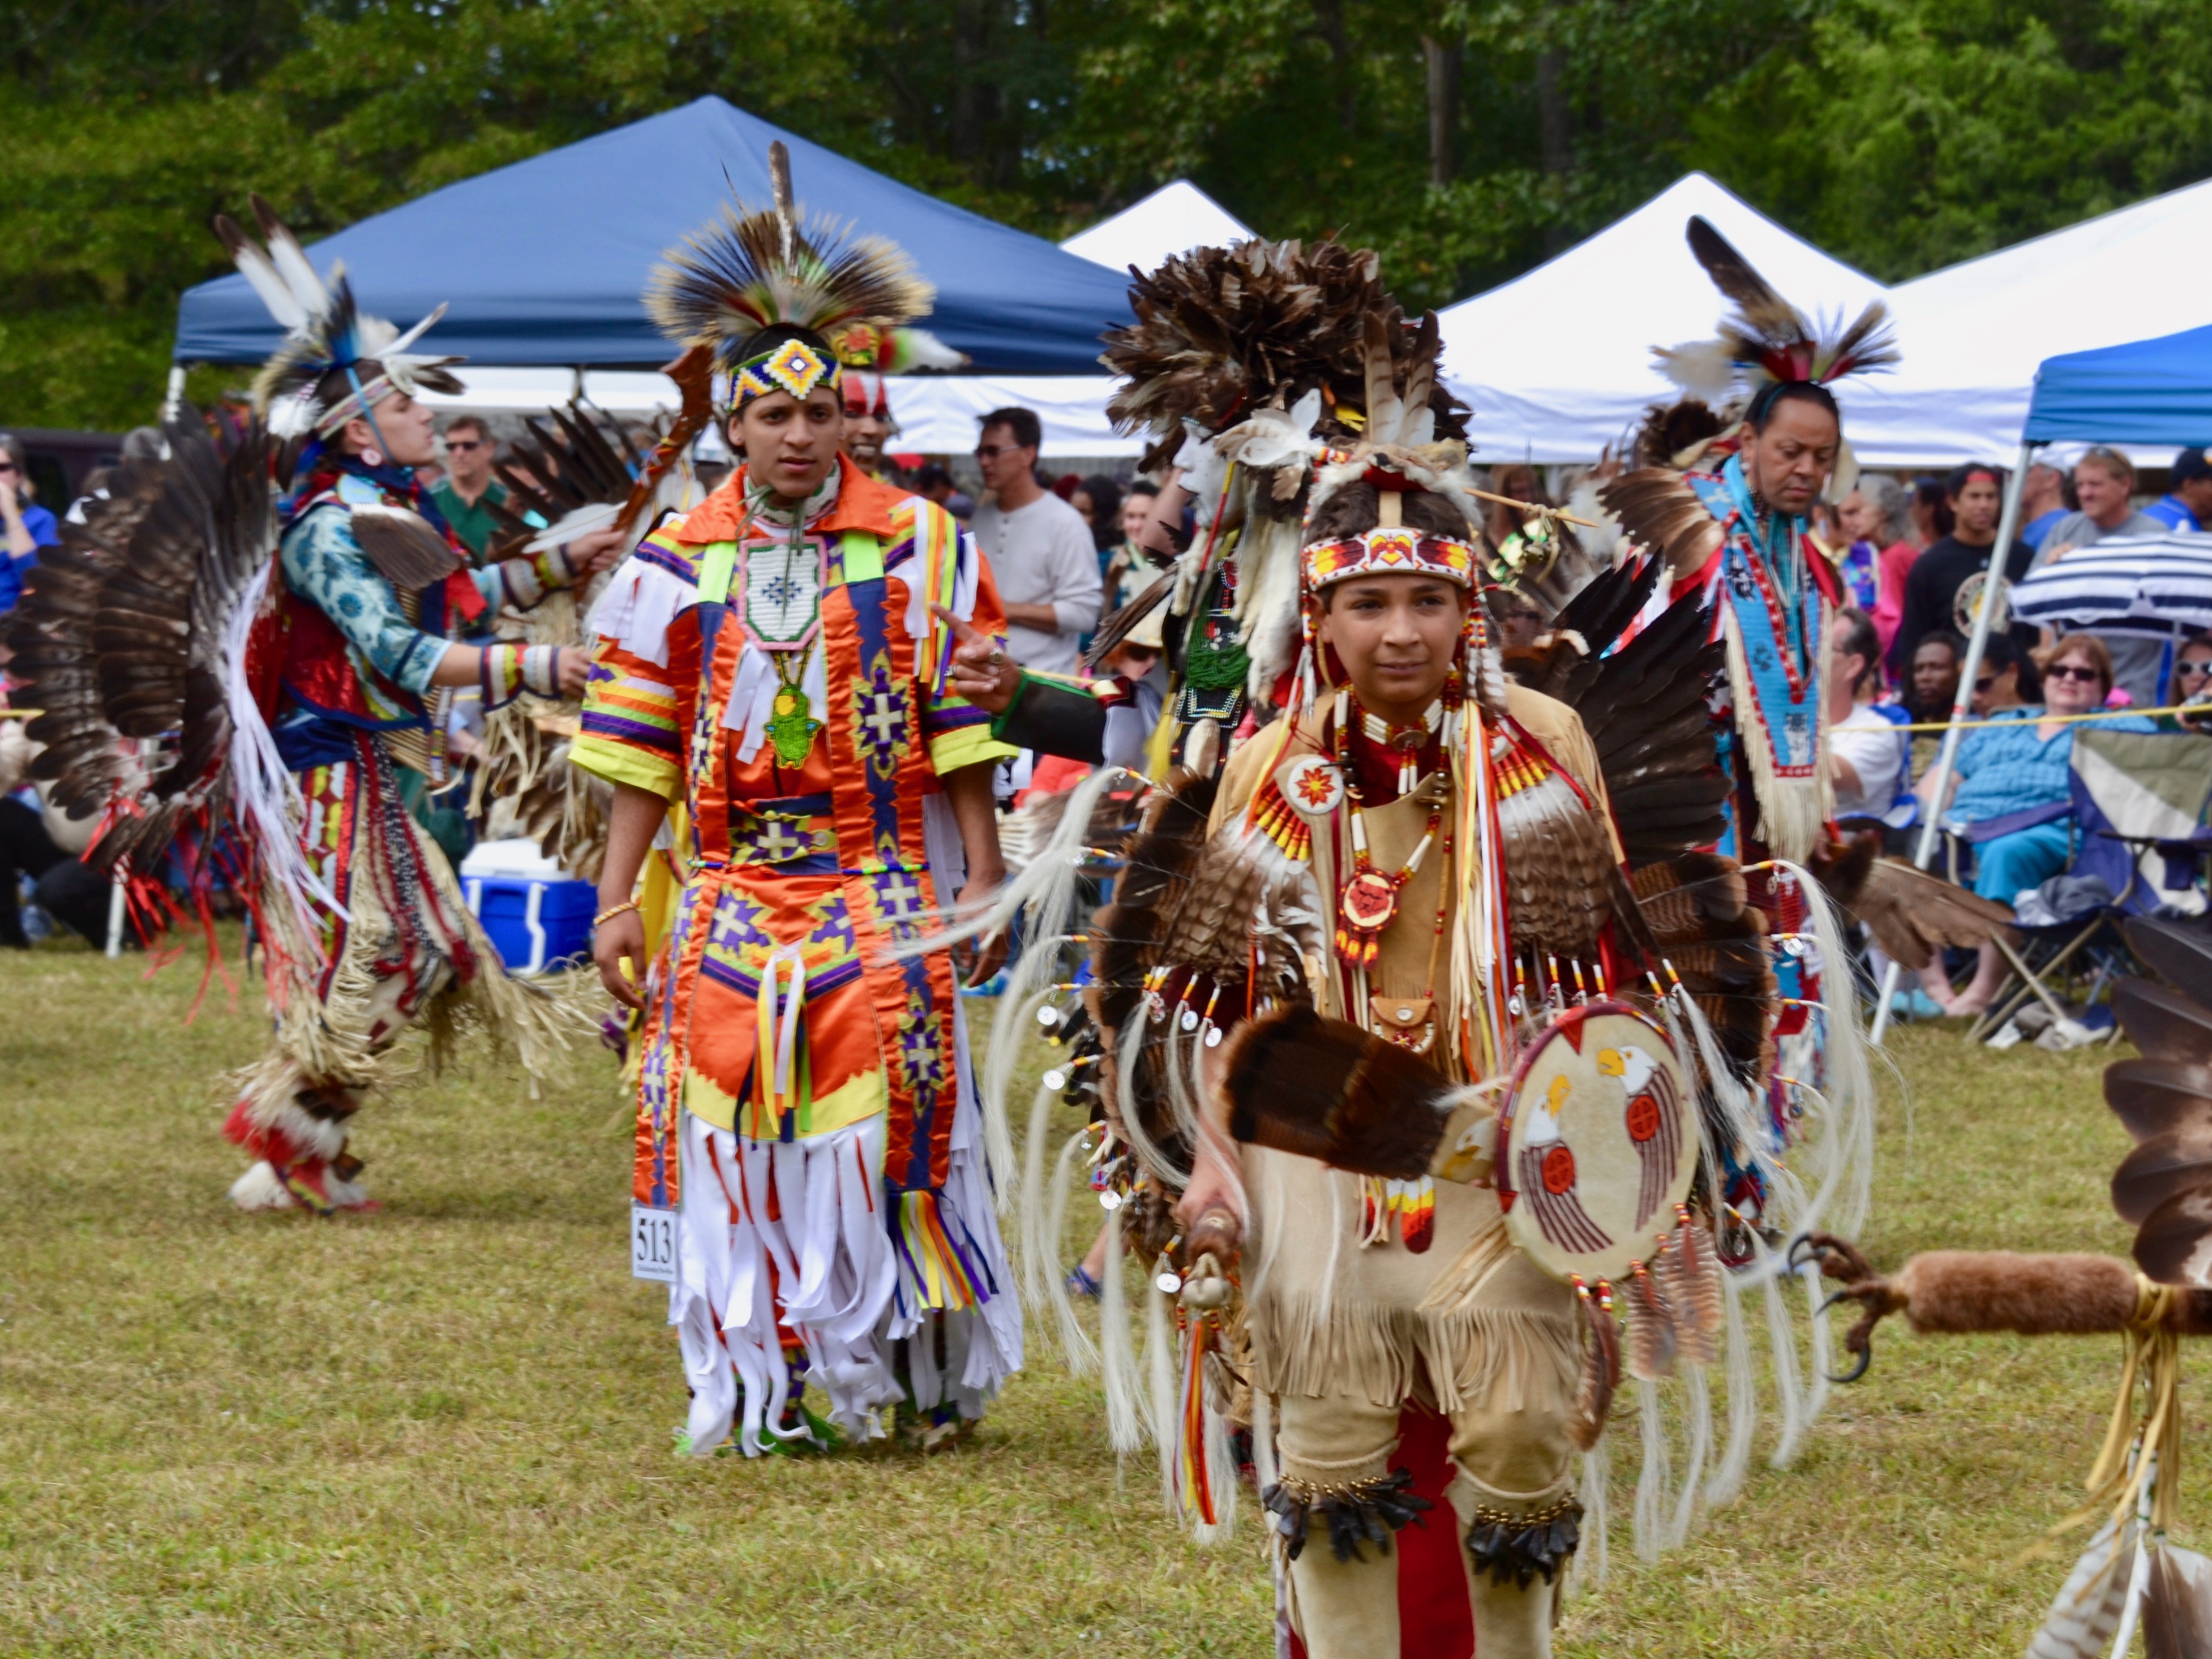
162,365,187,422
1868,439,2039,1046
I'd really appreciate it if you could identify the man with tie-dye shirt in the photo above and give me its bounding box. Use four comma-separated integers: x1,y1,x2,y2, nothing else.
575,168,1021,1459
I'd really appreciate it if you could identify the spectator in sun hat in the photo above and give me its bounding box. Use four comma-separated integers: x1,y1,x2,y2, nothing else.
2145,447,2212,534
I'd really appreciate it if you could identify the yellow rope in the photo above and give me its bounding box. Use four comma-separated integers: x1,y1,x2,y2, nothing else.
1888,702,2207,732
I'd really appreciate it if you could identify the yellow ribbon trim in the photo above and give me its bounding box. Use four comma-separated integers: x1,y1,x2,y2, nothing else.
2033,1274,2182,1563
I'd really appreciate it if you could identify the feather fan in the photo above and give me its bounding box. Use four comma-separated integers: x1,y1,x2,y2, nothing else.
1598,470,1727,583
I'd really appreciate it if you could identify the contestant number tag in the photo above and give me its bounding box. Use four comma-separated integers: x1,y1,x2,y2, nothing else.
631,1202,679,1283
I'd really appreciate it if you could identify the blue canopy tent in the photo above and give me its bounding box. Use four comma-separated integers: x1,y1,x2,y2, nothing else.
173,96,1134,375
1871,319,2212,1043
2024,322,2212,445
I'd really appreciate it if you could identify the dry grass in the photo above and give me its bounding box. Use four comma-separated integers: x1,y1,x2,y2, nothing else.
0,937,2192,1656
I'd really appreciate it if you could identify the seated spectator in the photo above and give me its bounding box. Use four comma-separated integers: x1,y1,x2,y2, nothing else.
0,432,61,612
1908,630,1964,720
1838,475,1917,666
1825,608,1906,822
2171,631,2212,732
1970,632,2039,715
1916,633,2151,1014
2146,447,2212,533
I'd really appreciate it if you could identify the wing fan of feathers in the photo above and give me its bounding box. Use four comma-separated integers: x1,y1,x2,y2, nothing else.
10,411,277,874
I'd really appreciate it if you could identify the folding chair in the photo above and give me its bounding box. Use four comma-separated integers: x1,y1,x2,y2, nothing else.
1965,728,2212,1042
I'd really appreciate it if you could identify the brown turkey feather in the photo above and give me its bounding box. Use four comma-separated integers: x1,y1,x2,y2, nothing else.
1598,469,1726,582
1826,853,2016,971
1083,571,1172,670
1101,237,1467,472
1218,1004,1455,1178
2145,1543,2212,1659
2115,977,2212,1066
2114,1129,2212,1225
8,411,278,871
1683,216,1806,355
1567,1287,1621,1451
1632,851,1774,1089
2136,1186,2212,1288
2105,1058,2212,1144
351,503,461,590
2128,917,2212,1011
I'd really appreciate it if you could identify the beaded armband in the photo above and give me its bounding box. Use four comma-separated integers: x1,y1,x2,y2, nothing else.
481,642,563,709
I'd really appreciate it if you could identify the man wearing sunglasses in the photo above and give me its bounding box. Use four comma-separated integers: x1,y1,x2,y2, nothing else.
0,432,60,613
967,406,1099,677
427,414,507,564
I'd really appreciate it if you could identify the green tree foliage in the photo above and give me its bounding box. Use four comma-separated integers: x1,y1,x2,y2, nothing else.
2,0,2210,432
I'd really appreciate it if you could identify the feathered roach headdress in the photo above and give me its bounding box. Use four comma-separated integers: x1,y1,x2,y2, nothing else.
215,195,464,448
1652,216,1897,419
646,142,956,412
1095,237,1472,706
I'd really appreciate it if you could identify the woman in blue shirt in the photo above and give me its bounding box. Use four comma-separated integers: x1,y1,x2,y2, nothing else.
0,433,60,612
1919,633,2151,1014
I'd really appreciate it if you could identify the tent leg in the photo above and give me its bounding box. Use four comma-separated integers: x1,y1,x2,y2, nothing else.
162,365,186,423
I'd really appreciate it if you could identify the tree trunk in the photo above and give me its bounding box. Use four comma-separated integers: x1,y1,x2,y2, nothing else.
1310,0,1357,135
1536,41,1573,251
1422,35,1462,187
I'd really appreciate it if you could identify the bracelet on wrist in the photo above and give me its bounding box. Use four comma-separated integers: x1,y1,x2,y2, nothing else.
593,899,640,929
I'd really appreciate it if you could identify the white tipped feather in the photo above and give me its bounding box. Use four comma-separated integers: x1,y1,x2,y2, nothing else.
260,214,331,317
230,243,310,334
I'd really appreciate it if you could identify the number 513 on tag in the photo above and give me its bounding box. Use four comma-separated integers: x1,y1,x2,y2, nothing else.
631,1202,678,1283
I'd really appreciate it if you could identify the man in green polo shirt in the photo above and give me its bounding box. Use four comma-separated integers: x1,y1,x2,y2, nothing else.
429,414,507,563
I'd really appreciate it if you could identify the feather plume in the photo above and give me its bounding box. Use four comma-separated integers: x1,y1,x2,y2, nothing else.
1654,216,1897,398
2129,916,2212,1011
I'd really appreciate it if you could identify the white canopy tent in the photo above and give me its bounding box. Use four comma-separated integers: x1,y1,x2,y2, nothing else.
1060,180,1256,274
1855,174,2212,465
1436,173,1895,465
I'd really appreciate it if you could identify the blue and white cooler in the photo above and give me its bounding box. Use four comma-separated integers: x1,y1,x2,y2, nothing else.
460,838,595,975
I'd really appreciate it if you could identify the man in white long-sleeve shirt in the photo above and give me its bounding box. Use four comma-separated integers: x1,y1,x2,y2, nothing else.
968,407,1100,676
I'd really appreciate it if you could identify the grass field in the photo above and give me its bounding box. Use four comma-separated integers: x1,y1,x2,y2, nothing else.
0,934,2194,1657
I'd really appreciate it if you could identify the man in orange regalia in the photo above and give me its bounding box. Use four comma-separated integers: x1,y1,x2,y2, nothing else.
576,147,1021,1456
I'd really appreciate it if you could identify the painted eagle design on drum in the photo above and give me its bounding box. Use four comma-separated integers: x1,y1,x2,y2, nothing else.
1515,1073,1613,1254
1600,1043,1684,1231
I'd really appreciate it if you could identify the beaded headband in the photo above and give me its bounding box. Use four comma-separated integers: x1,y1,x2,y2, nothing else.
1304,526,1476,591
734,335,842,408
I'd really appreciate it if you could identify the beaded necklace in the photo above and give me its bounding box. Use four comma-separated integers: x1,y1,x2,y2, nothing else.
1331,687,1446,970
